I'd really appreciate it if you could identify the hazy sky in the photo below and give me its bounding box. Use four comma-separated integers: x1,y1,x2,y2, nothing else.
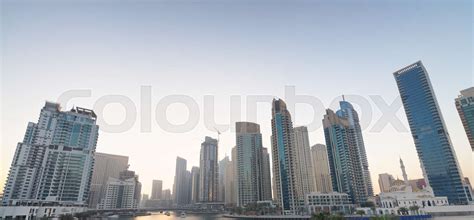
1,0,473,195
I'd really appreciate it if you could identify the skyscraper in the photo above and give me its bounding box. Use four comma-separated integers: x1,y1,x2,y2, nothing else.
337,99,374,197
119,170,142,206
151,180,163,200
323,109,368,205
99,169,141,209
310,144,333,193
235,122,270,206
224,159,236,205
293,126,315,197
271,98,299,214
218,157,230,202
455,87,474,151
230,146,238,205
2,102,99,206
173,157,189,205
199,136,219,202
98,178,138,209
89,152,129,208
394,61,468,204
191,166,200,203
261,147,273,201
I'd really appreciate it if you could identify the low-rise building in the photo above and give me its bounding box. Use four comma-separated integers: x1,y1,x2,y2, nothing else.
0,201,86,219
304,192,354,215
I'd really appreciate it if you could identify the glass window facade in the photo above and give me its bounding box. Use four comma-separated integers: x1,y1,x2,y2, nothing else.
394,61,467,204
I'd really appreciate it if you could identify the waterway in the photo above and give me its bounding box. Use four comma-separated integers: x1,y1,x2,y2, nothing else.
98,212,473,220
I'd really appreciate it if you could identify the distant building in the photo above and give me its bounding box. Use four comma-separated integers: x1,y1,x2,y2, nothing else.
379,173,395,193
310,144,333,193
151,180,163,200
219,157,230,202
261,147,272,201
271,98,300,214
118,170,142,207
191,166,200,203
140,194,149,208
305,192,354,215
173,157,189,205
228,146,238,205
89,152,129,208
2,102,98,207
199,137,219,202
455,87,474,151
163,189,172,201
235,122,271,206
394,61,468,204
293,126,315,197
98,177,138,209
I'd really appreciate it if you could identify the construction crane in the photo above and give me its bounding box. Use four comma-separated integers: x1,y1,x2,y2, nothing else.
214,127,222,145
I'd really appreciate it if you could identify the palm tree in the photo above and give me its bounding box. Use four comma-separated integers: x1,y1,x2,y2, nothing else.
398,207,408,215
409,205,420,215
356,210,365,216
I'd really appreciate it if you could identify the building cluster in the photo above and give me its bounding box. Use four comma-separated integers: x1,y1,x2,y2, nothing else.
1,61,474,219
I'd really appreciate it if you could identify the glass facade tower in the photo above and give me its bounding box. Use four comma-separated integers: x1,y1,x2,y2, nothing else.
271,98,299,214
394,61,467,204
455,87,474,151
337,100,374,197
323,109,368,205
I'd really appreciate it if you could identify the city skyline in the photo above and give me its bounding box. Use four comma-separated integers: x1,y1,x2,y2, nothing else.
2,0,472,199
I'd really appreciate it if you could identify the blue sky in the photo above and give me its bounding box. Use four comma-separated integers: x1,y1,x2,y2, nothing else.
1,0,472,194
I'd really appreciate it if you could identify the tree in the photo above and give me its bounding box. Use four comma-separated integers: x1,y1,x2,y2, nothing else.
356,210,365,216
398,207,408,215
361,201,375,208
59,214,74,220
409,205,420,215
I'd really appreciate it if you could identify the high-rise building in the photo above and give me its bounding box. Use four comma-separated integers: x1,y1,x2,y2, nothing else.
191,166,200,203
140,194,149,208
118,170,142,206
98,169,141,209
89,152,129,208
151,180,163,200
235,122,270,206
2,102,99,206
184,170,192,204
337,99,374,197
271,98,299,214
229,146,238,205
224,158,236,205
310,144,333,193
261,147,272,201
162,189,171,201
455,87,474,151
323,109,368,205
173,157,189,205
393,61,468,204
218,157,230,202
199,136,219,202
98,177,138,209
293,126,315,197
378,173,395,193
